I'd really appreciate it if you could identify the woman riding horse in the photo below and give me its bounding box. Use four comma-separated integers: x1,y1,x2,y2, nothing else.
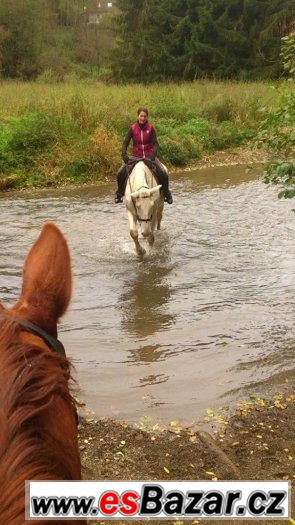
115,107,173,205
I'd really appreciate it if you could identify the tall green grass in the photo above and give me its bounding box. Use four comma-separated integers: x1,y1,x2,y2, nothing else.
0,80,278,189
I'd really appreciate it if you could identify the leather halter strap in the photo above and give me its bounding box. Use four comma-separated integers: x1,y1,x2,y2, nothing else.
0,314,66,357
130,185,153,223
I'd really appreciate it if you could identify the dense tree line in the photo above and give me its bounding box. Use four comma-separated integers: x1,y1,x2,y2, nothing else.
0,0,294,80
0,0,115,79
112,0,295,80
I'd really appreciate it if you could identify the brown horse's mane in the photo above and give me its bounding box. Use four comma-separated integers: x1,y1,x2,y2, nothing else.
0,317,80,524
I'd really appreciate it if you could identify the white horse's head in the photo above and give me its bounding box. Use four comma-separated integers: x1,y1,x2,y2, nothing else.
130,184,162,237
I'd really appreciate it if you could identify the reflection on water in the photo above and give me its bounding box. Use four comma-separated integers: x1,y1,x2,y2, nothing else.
120,251,174,340
0,164,295,424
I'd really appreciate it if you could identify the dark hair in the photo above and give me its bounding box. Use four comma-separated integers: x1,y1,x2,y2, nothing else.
137,107,149,116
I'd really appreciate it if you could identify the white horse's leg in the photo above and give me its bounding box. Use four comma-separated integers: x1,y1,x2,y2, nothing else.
148,233,155,247
157,201,164,230
127,211,146,256
148,214,157,247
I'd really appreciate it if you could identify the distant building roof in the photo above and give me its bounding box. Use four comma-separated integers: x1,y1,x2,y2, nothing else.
98,1,113,9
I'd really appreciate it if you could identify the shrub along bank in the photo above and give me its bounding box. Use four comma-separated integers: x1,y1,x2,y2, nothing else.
0,81,278,190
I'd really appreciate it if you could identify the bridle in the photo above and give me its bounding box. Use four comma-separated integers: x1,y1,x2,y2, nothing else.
0,313,79,425
0,314,66,357
130,184,153,223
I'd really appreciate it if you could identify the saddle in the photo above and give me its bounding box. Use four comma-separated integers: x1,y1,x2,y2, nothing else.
126,158,161,185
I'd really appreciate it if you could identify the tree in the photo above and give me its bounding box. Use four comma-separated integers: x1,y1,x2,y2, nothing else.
258,35,295,200
111,0,295,81
0,0,116,79
111,0,147,79
0,0,47,78
248,0,295,77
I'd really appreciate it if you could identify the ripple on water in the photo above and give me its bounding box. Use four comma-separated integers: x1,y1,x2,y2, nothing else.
0,167,294,424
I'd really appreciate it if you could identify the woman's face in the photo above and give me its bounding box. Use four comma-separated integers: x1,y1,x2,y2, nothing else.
137,111,148,125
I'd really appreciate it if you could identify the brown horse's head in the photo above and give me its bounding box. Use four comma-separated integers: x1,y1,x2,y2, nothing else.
0,223,85,525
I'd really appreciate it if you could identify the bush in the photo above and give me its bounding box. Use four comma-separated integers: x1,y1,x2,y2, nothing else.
171,118,251,153
181,136,201,159
210,121,253,149
159,136,189,166
258,36,295,201
91,125,121,171
175,118,210,138
174,118,211,150
149,97,195,123
0,112,58,172
202,96,234,122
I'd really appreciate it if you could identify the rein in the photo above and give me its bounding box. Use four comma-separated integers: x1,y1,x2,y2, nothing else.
129,181,153,223
0,314,66,357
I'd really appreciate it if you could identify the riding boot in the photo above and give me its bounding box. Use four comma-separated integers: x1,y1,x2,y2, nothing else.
153,162,173,204
115,192,123,204
115,164,128,203
165,189,173,204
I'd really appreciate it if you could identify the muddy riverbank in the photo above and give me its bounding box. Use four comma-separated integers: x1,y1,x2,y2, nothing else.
78,386,294,524
180,147,267,171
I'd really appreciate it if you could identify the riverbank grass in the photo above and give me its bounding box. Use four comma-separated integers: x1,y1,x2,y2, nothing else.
0,81,278,190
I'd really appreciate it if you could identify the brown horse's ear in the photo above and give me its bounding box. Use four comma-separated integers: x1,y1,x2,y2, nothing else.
11,222,72,335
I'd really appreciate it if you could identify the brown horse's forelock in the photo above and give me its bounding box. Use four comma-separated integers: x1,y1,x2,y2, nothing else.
0,318,78,523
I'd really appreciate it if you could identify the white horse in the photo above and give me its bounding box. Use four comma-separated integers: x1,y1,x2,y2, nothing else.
125,161,164,256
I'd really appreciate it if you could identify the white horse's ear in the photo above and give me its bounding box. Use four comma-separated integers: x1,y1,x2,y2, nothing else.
149,184,162,195
130,190,140,198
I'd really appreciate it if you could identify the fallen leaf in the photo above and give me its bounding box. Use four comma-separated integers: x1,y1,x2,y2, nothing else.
255,398,265,407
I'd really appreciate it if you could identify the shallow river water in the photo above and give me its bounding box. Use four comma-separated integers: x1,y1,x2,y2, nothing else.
0,166,294,425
